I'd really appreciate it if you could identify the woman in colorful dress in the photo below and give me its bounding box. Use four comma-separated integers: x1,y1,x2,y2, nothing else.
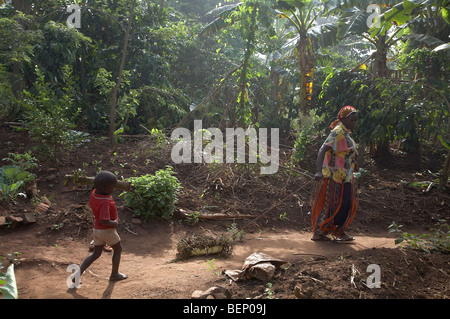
311,106,358,242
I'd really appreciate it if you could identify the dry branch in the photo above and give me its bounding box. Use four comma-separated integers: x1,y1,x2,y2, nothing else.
178,209,253,220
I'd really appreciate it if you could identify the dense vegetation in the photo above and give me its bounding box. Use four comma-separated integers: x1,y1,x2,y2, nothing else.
0,0,449,186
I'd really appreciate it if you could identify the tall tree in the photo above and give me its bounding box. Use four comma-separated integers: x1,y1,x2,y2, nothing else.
275,0,338,115
201,0,338,117
109,0,136,146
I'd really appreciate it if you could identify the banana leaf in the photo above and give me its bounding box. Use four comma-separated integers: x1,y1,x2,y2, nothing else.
0,264,18,299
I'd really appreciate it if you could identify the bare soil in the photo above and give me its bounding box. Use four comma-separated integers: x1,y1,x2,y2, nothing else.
0,125,449,300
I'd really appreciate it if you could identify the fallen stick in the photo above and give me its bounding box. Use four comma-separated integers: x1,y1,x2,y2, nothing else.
178,209,253,220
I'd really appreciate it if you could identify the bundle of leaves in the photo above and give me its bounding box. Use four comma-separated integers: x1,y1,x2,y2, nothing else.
176,233,233,261
122,166,182,221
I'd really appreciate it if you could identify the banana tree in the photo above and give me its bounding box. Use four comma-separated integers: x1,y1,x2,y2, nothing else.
336,0,449,78
275,0,338,114
201,0,338,116
201,0,275,127
334,0,450,164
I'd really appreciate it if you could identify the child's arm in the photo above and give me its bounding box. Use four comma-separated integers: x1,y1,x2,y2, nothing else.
100,219,118,228
98,204,118,228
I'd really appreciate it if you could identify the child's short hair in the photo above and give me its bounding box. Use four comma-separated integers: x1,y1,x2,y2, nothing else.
94,171,117,193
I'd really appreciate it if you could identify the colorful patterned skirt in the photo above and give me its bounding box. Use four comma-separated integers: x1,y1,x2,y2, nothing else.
311,178,357,236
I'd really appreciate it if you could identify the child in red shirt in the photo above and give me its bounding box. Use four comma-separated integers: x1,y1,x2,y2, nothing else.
77,171,128,283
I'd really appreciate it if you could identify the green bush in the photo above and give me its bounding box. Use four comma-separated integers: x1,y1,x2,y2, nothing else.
21,66,81,161
122,166,182,221
0,151,38,202
292,110,323,163
389,220,450,254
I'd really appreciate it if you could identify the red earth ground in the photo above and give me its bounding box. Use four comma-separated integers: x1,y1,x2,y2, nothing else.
0,125,449,300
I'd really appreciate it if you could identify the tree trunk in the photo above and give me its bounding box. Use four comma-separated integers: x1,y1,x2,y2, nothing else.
297,35,314,116
297,38,307,115
270,66,279,101
12,0,32,14
237,56,249,127
440,151,450,188
109,0,136,146
372,35,392,163
439,93,450,188
373,35,388,78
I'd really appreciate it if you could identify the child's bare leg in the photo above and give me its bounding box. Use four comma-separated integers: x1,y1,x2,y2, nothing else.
75,245,103,282
109,241,128,281
80,245,103,274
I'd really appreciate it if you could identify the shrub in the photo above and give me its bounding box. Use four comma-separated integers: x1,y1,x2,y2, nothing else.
0,151,38,202
292,110,323,163
21,66,81,161
122,166,182,221
388,220,450,254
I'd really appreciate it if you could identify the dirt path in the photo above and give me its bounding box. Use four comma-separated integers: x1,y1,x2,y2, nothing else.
2,224,396,299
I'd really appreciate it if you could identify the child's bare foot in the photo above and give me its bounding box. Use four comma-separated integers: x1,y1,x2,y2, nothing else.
110,273,128,281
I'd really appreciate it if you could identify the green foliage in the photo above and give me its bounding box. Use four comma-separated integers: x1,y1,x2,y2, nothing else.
137,86,189,130
389,220,450,254
0,64,14,120
0,0,448,176
227,219,245,241
0,14,41,119
0,151,37,202
0,166,30,202
123,166,182,221
33,20,92,86
21,66,82,160
292,110,323,162
3,151,38,172
315,56,449,157
0,16,37,66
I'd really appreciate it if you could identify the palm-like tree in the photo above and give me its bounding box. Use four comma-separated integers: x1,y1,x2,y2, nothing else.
274,0,340,114
335,0,449,78
201,0,338,115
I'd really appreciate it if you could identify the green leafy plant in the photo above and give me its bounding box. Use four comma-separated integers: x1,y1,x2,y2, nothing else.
122,166,182,221
204,259,221,277
185,211,200,225
292,110,323,163
21,66,81,161
227,219,245,241
2,151,38,172
265,282,275,299
388,220,450,254
0,152,38,202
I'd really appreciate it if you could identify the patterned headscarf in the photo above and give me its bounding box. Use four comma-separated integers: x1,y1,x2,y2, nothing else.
330,106,357,129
